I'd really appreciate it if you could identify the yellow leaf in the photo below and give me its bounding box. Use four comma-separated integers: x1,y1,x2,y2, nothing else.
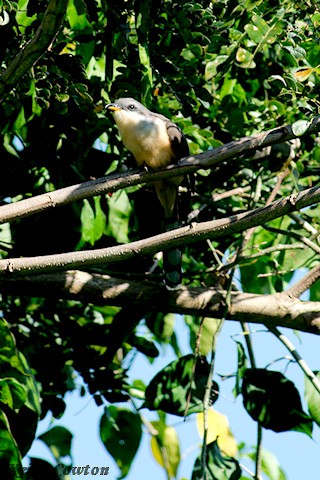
150,421,180,478
294,67,314,82
196,409,238,457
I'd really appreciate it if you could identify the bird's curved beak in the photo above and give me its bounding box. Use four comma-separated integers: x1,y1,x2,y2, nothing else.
105,103,122,112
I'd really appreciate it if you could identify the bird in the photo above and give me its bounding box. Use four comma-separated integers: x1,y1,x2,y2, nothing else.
105,97,189,287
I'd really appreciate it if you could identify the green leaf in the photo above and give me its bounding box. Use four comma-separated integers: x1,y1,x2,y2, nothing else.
205,56,229,80
260,449,288,480
150,420,181,478
192,439,241,480
304,372,320,426
0,378,27,410
245,23,264,44
236,47,255,68
233,342,247,398
292,119,311,136
130,335,159,358
93,196,107,241
143,354,219,416
39,426,73,460
106,190,132,244
242,369,313,436
80,199,95,245
0,409,22,476
67,0,92,33
100,406,142,478
80,197,106,246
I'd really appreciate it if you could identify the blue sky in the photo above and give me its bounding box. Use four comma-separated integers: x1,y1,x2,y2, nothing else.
26,313,320,480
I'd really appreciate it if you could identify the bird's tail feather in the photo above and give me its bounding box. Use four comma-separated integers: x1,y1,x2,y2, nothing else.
163,216,182,289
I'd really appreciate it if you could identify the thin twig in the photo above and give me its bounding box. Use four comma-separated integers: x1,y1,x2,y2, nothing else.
241,323,263,480
268,326,320,395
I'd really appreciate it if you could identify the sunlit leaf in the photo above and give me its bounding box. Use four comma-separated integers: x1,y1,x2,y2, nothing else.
292,120,311,137
304,372,320,426
196,409,238,457
293,67,314,82
150,420,181,478
106,190,132,244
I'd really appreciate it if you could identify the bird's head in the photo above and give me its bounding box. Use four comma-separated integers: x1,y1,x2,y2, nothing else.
105,98,154,133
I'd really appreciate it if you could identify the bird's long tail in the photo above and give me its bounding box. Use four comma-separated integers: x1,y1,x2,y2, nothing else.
154,180,182,288
163,214,182,289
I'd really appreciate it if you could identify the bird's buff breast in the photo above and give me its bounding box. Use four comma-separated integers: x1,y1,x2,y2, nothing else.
113,111,174,169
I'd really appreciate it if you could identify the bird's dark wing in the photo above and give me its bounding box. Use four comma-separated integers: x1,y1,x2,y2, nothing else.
152,112,189,161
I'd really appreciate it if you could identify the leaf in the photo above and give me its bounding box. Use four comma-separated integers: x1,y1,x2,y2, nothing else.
191,440,241,480
80,197,106,246
205,56,229,80
246,448,287,480
143,354,219,416
260,449,287,480
80,199,95,245
233,342,247,398
245,23,264,44
67,0,92,33
130,335,159,358
292,119,311,137
242,369,313,436
0,409,23,477
0,378,27,410
293,67,314,82
304,372,320,426
25,458,60,479
39,426,73,460
106,190,132,244
236,47,255,68
198,318,221,356
150,420,181,478
100,406,142,478
196,409,238,457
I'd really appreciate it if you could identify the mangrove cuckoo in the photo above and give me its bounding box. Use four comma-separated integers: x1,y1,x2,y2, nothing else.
106,98,189,287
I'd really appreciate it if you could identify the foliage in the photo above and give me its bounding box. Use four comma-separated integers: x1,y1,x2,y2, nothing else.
0,0,319,479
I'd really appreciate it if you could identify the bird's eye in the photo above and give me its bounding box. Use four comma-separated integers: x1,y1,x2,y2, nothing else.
128,104,135,110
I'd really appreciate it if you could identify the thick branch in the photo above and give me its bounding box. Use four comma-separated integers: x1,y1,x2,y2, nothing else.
0,0,69,96
1,271,319,334
0,116,319,225
0,186,319,275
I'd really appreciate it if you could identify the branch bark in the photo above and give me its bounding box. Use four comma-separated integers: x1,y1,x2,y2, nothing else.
0,185,319,275
0,0,69,96
1,270,319,334
0,116,319,225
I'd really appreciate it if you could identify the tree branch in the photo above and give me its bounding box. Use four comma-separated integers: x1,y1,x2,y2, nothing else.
286,264,320,298
0,187,320,274
1,270,319,334
0,185,320,275
0,0,69,96
0,116,319,225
